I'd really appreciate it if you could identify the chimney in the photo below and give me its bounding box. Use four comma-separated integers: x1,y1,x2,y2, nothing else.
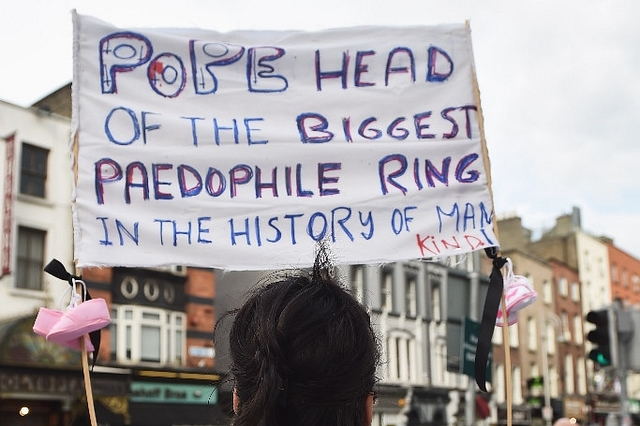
571,206,581,230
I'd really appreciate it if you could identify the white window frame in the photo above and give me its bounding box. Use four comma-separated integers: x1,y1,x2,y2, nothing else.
381,270,393,312
570,281,580,301
509,322,519,348
573,314,583,345
431,286,441,322
351,265,365,304
542,279,552,305
110,304,186,366
558,276,568,297
527,316,537,351
405,274,417,317
386,332,417,383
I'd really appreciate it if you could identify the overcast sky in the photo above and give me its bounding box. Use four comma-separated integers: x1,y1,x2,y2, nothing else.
3,0,640,258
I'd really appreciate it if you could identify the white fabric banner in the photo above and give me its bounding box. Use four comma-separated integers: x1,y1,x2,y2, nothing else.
72,12,499,270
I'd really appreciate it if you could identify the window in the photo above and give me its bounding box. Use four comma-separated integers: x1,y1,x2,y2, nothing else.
20,143,48,198
16,226,45,290
570,281,580,301
558,277,568,297
431,285,441,322
577,357,587,395
495,364,505,403
542,279,552,305
509,322,519,348
110,305,186,366
386,337,397,381
512,366,523,404
611,264,619,283
527,316,537,351
387,332,416,382
492,324,503,345
584,250,590,271
573,314,583,344
561,311,570,341
549,365,558,397
530,362,539,378
381,269,393,312
546,322,555,355
565,354,575,394
351,265,365,304
405,274,417,317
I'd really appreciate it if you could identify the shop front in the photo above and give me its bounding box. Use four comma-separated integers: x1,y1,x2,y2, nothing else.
0,315,88,425
126,377,225,425
0,315,225,426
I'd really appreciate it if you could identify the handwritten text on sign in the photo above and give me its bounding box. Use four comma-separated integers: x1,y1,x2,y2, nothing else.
72,12,499,270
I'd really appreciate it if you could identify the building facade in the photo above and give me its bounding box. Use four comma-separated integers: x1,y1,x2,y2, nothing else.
495,216,590,423
8,80,640,425
0,98,78,424
548,258,587,398
0,99,75,319
0,96,224,426
606,240,640,308
79,265,223,425
338,252,495,426
498,208,640,423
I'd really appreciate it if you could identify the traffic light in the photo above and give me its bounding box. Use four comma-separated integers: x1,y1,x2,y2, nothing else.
586,307,615,367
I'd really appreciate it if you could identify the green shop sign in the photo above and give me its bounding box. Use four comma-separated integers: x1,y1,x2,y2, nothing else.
461,316,492,383
131,382,217,404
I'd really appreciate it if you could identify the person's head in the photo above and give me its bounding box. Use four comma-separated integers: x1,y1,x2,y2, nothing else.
228,246,379,426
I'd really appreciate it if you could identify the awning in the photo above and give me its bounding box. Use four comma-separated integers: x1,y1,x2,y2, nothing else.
0,315,83,368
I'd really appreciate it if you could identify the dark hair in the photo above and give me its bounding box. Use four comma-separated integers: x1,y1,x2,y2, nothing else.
228,246,379,426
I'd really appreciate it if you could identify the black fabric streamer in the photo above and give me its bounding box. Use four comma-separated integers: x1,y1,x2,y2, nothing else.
44,259,101,369
474,247,507,392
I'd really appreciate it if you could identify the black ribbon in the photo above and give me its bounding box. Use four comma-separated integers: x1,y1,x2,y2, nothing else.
44,259,101,369
474,247,507,392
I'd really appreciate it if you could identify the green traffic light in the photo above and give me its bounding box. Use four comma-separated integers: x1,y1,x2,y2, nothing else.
588,348,611,367
596,353,610,366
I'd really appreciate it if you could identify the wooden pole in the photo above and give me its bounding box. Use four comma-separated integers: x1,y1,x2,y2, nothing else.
466,20,510,425
501,292,512,426
74,62,97,426
80,335,98,426
466,20,500,245
75,278,97,426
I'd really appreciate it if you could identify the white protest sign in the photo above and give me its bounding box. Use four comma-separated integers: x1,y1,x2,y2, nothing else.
72,12,499,270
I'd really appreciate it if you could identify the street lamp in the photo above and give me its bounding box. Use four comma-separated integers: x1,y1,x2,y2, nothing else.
541,313,566,426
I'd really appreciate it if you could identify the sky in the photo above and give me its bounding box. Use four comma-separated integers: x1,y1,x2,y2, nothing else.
3,0,640,259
